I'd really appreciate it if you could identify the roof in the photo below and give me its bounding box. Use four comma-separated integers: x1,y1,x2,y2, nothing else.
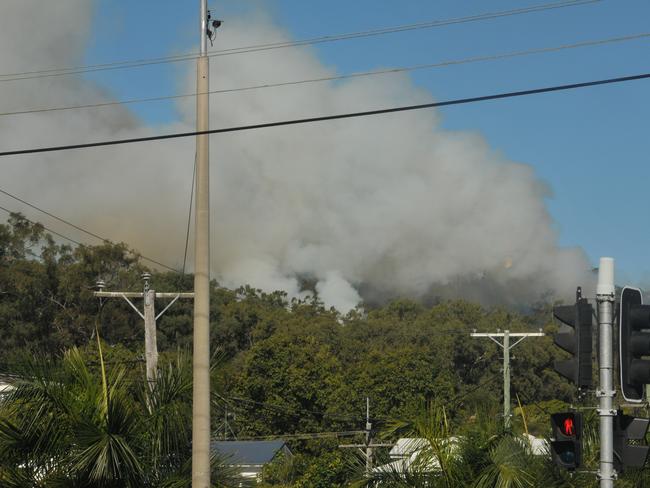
375,435,549,475
389,438,431,458
522,433,549,456
211,440,287,466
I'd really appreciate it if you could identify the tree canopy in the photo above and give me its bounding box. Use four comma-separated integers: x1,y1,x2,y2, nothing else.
2,214,641,487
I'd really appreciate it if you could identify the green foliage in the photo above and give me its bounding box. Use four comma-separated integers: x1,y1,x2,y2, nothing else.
2,213,644,486
0,347,240,487
293,450,350,488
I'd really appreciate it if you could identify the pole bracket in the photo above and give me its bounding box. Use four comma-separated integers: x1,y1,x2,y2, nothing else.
596,470,618,481
595,389,616,398
596,408,618,416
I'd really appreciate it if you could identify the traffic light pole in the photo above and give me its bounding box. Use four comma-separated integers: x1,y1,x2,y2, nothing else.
596,257,616,487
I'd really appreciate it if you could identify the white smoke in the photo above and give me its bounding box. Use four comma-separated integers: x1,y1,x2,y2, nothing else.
0,1,594,312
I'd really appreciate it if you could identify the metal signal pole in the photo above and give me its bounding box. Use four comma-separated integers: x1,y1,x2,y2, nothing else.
596,257,616,487
192,0,211,486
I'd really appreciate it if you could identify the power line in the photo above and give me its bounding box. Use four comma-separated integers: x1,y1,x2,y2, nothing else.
3,32,647,118
512,386,553,416
226,395,366,424
1,72,647,158
0,187,108,242
0,203,83,246
181,154,196,276
450,374,501,407
0,0,601,83
0,201,179,272
233,431,365,441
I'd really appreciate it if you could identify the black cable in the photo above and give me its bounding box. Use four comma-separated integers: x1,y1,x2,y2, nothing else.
0,203,179,272
4,31,646,118
0,187,109,242
182,154,196,276
231,431,364,441
0,0,601,83
0,204,84,246
451,374,501,407
227,395,366,424
512,387,553,416
1,72,647,158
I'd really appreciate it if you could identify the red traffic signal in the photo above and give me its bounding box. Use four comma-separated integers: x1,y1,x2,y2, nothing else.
551,412,582,470
561,417,575,436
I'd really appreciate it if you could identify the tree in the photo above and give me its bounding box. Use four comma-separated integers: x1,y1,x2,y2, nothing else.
0,344,239,487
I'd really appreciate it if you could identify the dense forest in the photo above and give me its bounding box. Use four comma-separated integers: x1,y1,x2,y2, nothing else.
0,213,647,487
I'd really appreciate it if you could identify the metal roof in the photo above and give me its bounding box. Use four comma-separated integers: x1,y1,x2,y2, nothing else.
211,440,287,466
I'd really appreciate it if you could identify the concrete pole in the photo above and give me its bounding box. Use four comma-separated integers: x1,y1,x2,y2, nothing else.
365,397,372,476
192,0,211,486
143,288,158,384
503,330,511,431
597,257,616,487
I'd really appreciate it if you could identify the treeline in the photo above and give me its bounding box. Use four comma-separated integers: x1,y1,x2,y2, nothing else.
1,213,616,486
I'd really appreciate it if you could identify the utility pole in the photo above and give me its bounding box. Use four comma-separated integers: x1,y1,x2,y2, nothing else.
193,0,214,486
222,405,237,440
339,398,393,477
470,330,544,430
596,257,616,487
94,273,194,384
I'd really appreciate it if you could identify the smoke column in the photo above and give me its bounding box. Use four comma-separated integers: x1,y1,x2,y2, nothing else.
0,1,594,312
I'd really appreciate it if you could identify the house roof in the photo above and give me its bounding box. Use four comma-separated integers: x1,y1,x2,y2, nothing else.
389,438,430,458
375,435,549,475
211,440,287,466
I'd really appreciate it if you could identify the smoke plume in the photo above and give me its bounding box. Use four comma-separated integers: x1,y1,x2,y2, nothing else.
0,1,594,312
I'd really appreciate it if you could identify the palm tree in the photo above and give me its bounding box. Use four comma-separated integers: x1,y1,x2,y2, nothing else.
354,401,595,488
0,341,239,487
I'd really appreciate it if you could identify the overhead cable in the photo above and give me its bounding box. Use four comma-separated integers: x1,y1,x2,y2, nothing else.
0,203,84,247
0,0,601,83
233,431,365,441
1,72,647,158
0,201,179,272
227,395,366,423
2,32,647,118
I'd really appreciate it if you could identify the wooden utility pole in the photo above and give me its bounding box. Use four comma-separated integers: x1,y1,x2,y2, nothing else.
339,398,393,477
94,273,194,383
470,330,544,430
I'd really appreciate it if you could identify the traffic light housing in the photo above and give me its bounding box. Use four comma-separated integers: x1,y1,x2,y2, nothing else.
550,412,582,470
553,288,593,388
619,286,650,403
613,412,650,472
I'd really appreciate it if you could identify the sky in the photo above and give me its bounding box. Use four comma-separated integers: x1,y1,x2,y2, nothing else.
1,0,649,310
84,0,649,284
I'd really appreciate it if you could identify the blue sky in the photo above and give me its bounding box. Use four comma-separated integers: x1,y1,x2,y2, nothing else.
84,0,649,286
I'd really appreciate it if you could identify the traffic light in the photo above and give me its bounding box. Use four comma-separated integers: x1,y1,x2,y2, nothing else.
550,412,582,469
613,412,650,472
619,286,650,403
553,287,593,388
